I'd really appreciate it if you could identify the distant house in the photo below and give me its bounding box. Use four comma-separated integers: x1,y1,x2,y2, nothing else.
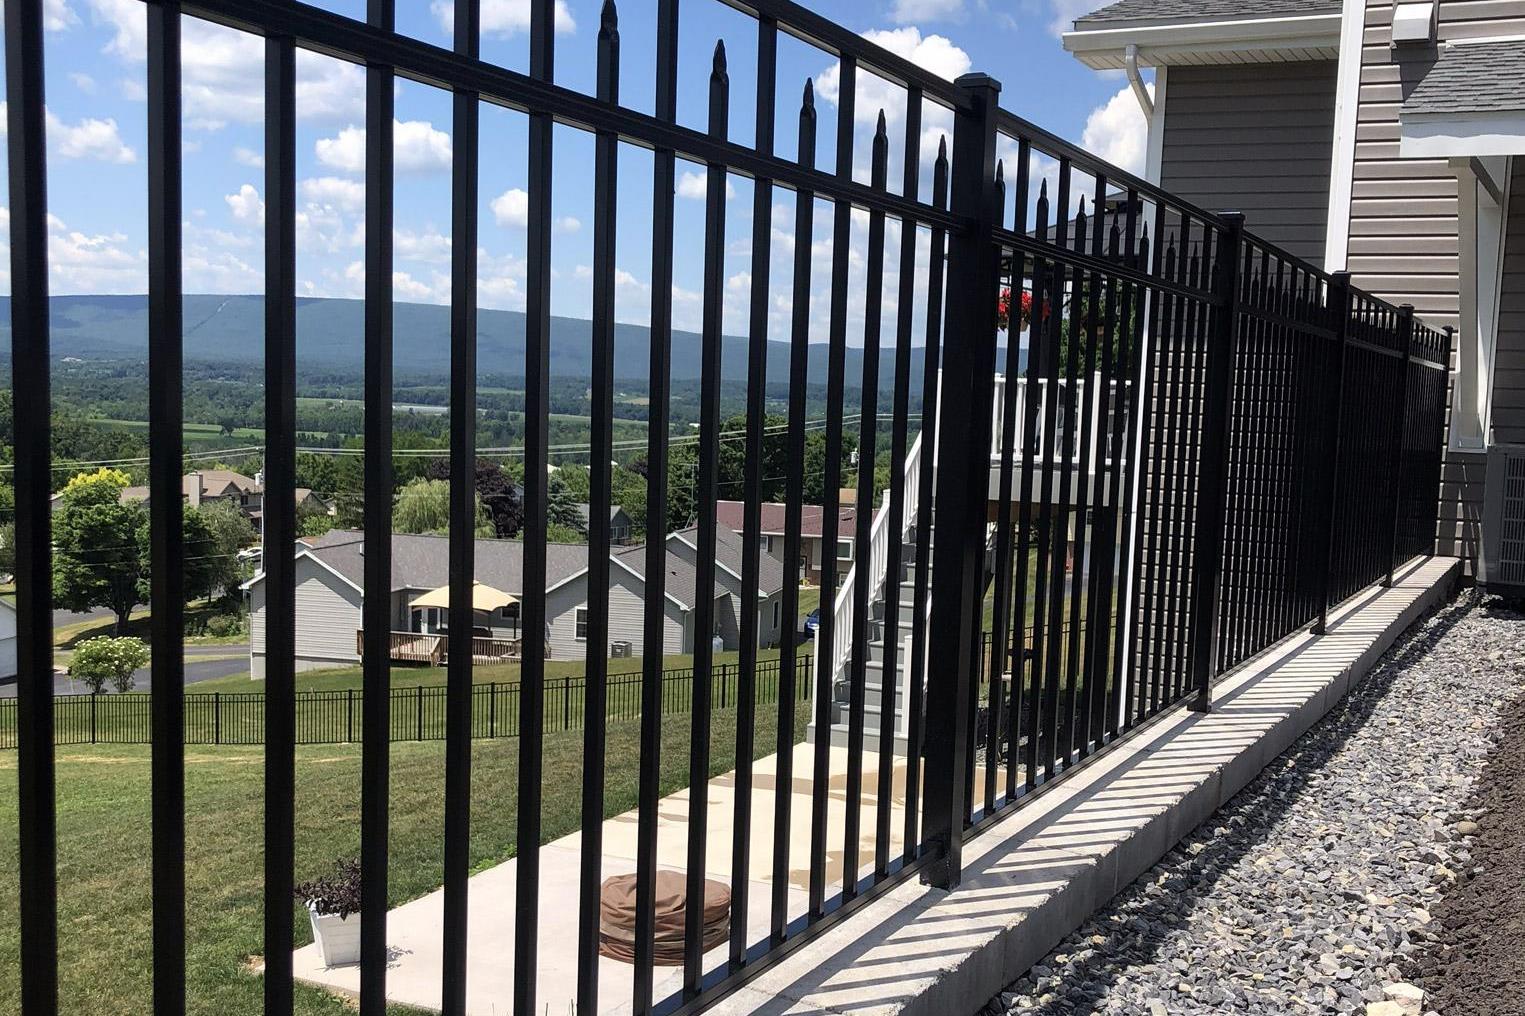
244,525,785,678
715,501,858,585
117,469,329,533
574,503,635,544
0,599,15,680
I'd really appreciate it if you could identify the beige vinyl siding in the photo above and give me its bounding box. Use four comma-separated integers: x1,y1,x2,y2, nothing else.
1344,0,1525,562
1160,61,1338,266
1493,159,1525,444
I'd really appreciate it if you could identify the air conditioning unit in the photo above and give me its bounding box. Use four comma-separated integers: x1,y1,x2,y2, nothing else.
610,640,633,658
1481,444,1525,599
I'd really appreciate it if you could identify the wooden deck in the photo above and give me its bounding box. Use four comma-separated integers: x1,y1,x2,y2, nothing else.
357,630,527,666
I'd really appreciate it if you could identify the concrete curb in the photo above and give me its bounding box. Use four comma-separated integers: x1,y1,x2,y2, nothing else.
712,556,1460,1016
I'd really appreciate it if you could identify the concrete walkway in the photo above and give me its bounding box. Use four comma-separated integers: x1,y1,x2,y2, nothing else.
292,556,1458,1016
293,742,911,1014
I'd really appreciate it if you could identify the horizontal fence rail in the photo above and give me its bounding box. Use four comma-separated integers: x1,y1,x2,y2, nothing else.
2,2,1455,1015
0,658,813,749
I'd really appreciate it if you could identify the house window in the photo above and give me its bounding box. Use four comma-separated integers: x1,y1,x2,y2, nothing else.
836,539,853,562
575,608,588,641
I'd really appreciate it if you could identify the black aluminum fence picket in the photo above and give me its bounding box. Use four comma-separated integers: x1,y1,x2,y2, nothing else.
3,1,1455,1014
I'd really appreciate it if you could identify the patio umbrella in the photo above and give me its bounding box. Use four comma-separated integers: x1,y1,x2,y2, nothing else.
408,581,519,613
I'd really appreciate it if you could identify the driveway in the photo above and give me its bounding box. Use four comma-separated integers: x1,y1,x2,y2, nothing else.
0,645,250,699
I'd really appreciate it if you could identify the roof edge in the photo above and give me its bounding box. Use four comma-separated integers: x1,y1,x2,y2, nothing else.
1063,11,1342,69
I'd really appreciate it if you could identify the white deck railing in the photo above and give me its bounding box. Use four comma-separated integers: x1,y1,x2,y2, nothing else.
810,371,1126,738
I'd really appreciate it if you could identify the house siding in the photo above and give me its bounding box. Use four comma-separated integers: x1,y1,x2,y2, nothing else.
248,555,363,679
547,568,687,660
1493,158,1525,444
1343,0,1525,564
1160,61,1338,267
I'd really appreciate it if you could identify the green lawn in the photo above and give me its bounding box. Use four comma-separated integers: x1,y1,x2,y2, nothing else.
794,584,821,623
0,696,808,1015
53,601,248,651
190,645,805,695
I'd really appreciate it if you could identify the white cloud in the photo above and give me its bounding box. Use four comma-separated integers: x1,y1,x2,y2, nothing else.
394,227,452,264
816,28,969,125
46,110,136,163
1046,0,1098,36
392,269,439,302
491,187,529,228
70,72,97,94
233,146,264,169
1080,84,1150,178
431,0,575,38
677,170,735,201
300,175,365,212
315,119,453,175
555,216,581,234
225,183,265,224
890,0,963,23
44,0,78,30
86,3,364,128
41,210,145,293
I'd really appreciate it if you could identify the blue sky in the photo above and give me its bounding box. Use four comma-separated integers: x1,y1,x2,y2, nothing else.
4,0,1148,353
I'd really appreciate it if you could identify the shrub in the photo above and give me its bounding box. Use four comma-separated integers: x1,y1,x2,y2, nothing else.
69,636,151,694
204,613,246,639
294,858,363,919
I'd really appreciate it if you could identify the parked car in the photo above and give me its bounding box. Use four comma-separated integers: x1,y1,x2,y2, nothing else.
803,609,820,637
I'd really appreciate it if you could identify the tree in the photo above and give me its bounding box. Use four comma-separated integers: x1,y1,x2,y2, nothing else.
424,457,523,539
69,636,150,695
190,499,256,604
392,477,493,537
547,472,585,534
53,469,147,634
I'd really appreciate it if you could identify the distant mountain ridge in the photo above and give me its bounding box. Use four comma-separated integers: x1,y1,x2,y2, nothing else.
0,294,979,388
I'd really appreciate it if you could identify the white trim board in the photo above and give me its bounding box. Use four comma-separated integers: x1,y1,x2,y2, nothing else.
1323,0,1368,273
1063,13,1341,69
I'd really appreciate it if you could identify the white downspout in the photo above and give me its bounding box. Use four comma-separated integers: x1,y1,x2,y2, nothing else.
1125,44,1154,119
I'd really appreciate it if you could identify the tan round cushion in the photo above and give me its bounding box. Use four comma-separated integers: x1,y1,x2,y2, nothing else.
598,870,731,965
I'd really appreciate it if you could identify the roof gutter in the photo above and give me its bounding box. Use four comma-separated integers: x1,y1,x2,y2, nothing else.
1125,44,1154,118
1063,12,1342,69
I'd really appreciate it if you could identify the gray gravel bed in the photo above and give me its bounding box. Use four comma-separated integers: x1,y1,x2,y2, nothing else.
976,590,1525,1016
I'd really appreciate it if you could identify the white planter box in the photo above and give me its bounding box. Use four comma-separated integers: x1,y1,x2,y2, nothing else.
308,905,361,968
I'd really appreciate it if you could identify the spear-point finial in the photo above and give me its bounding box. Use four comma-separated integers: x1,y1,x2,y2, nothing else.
803,77,815,109
713,39,728,76
1078,195,1087,214
1039,177,1048,199
937,134,948,161
875,109,887,139
995,159,1004,185
600,0,618,33
1141,223,1149,241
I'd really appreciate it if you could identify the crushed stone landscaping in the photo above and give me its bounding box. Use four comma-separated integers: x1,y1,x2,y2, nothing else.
976,590,1525,1016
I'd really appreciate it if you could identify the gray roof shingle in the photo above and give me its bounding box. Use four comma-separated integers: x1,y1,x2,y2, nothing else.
1075,0,1338,26
298,525,785,608
1402,41,1525,118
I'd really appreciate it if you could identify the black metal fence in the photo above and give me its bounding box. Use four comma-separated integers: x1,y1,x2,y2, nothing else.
2,1,1453,1016
0,658,813,749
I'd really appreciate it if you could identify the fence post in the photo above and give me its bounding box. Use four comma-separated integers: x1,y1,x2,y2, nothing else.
1186,212,1245,714
562,677,571,730
214,693,221,745
1384,304,1416,587
347,687,355,743
920,71,1001,891
1312,271,1352,636
490,681,497,738
416,684,424,741
91,694,97,745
